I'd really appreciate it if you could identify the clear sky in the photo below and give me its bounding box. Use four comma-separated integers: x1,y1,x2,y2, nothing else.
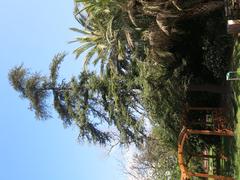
0,1,128,180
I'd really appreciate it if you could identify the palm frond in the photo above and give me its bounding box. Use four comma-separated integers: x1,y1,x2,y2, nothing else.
83,47,98,71
73,43,95,59
70,27,91,35
125,30,134,48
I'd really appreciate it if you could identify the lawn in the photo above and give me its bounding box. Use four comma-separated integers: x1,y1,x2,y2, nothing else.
229,40,240,179
234,113,240,179
233,89,240,179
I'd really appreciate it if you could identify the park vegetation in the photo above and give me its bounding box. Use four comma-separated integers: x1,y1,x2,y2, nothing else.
8,0,237,179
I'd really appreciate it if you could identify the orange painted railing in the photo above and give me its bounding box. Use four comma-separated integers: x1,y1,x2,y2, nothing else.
177,126,234,180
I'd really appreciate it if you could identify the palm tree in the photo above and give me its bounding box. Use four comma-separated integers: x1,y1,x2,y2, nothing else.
71,0,143,74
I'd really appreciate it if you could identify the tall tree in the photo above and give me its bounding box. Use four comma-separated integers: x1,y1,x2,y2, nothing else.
9,1,235,175
9,53,147,145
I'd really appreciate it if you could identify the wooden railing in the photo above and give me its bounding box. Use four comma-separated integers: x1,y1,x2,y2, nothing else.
177,127,234,180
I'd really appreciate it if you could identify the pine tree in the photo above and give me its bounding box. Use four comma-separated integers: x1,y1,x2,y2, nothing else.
9,53,147,145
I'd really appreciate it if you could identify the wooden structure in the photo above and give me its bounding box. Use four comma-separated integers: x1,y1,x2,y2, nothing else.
178,126,234,180
184,107,230,130
178,83,235,179
227,20,240,34
188,84,228,94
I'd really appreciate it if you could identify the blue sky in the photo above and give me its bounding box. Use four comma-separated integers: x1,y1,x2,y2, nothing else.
0,1,128,180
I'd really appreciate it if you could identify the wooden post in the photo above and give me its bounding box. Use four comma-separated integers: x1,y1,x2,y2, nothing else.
228,20,240,34
188,172,234,180
187,129,234,136
188,84,228,94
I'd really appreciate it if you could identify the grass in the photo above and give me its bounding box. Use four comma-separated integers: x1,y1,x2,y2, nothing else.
208,148,214,180
233,90,240,179
229,40,240,179
234,116,240,179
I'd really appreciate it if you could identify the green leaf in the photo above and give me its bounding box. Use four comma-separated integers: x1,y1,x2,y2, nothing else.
83,47,97,71
73,43,95,59
70,27,91,35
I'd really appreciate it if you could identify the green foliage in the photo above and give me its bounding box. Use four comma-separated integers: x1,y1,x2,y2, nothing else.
9,0,228,146
9,0,236,178
9,54,147,145
201,15,234,81
50,53,66,86
71,0,145,73
130,127,181,180
9,65,50,119
138,60,188,140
